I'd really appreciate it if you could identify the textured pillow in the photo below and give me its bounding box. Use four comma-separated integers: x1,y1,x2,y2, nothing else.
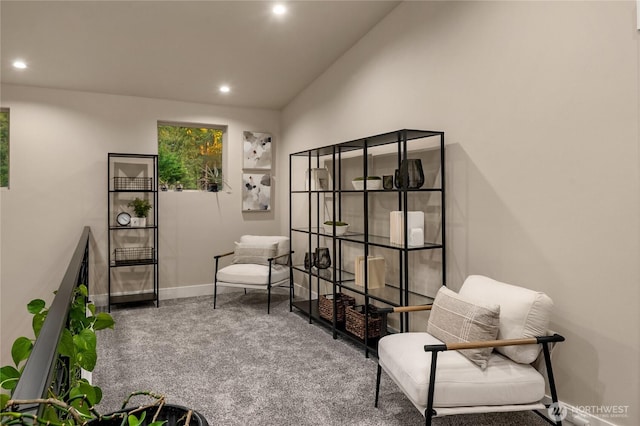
239,235,289,265
458,275,553,364
232,241,278,266
427,286,500,370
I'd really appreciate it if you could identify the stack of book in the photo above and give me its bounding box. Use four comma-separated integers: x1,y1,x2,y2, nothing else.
390,211,425,246
355,255,386,289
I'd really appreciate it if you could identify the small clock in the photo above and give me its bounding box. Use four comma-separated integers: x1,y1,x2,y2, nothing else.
116,212,131,226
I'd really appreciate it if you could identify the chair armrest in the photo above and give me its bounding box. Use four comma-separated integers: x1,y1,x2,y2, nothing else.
377,305,432,315
424,333,565,353
214,251,234,260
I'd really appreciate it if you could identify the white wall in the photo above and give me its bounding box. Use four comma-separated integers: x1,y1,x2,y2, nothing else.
0,84,281,366
280,1,639,425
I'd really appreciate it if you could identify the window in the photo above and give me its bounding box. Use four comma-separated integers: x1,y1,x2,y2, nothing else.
0,109,8,188
157,122,224,190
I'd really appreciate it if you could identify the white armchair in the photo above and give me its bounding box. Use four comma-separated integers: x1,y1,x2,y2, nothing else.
375,275,565,425
213,235,292,314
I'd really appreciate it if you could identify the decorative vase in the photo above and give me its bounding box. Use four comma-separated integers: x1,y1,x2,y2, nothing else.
208,182,219,192
304,252,316,269
131,217,146,227
314,247,331,269
398,159,425,189
383,175,394,190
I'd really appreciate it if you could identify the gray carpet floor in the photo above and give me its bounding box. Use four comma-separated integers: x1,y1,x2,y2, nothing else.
93,291,551,425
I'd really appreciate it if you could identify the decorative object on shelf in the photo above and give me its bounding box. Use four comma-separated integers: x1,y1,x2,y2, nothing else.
355,255,386,289
113,247,154,266
305,167,329,190
398,159,425,189
242,173,271,211
390,211,425,246
319,293,356,323
175,182,183,192
346,304,382,340
314,247,331,269
113,176,153,191
160,181,168,191
128,197,152,227
352,176,382,190
243,131,272,169
304,252,316,269
116,212,131,227
383,175,394,190
322,220,349,235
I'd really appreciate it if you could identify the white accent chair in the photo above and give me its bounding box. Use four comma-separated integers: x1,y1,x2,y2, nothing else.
375,275,565,425
213,235,292,314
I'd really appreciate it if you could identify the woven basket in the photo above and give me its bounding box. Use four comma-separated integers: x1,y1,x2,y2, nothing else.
346,304,382,340
319,293,356,323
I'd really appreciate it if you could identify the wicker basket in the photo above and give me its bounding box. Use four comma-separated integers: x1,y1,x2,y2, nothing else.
319,293,355,323
346,304,382,340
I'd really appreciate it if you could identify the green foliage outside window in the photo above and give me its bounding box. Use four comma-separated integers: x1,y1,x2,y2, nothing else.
0,109,8,188
157,124,223,190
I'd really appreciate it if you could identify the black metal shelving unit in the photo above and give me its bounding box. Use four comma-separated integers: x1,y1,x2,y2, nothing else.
107,153,159,312
289,129,445,357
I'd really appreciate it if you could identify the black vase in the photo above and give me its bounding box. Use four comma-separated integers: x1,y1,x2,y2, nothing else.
398,159,424,189
314,247,331,269
304,252,316,269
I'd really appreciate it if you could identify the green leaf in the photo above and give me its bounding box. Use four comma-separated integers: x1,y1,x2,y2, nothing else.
58,329,75,358
0,392,9,409
87,303,96,316
93,385,103,404
11,337,33,367
149,421,168,426
73,329,97,351
0,366,20,390
74,329,98,371
70,381,96,412
93,312,115,330
27,299,46,314
32,311,47,338
77,284,88,297
128,411,146,426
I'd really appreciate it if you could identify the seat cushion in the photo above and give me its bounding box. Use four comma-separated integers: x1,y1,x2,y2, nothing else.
239,235,289,265
217,263,289,286
378,332,545,409
427,286,500,369
458,275,553,364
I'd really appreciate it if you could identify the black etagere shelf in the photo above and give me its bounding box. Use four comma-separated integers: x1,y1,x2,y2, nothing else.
289,129,445,357
107,153,159,312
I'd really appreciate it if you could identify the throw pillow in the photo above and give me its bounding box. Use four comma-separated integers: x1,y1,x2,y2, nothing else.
427,286,500,370
232,241,278,266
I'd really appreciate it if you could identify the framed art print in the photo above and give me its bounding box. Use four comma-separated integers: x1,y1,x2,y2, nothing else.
242,173,271,211
243,131,272,169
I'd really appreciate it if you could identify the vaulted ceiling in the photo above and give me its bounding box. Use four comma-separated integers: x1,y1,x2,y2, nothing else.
1,1,400,109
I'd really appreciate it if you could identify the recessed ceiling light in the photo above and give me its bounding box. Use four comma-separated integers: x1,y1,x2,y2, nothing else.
272,4,287,15
12,60,27,69
219,85,230,94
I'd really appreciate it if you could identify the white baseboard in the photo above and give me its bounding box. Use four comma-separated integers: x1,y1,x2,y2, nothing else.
91,282,289,307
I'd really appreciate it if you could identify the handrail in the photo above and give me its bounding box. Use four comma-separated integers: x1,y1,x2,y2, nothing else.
12,226,91,403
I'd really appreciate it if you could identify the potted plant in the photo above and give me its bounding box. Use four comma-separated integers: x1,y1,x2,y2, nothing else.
0,288,208,426
323,220,349,236
352,176,382,190
127,197,152,227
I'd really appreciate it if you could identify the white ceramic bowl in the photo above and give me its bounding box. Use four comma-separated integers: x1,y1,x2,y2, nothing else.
323,224,349,235
352,179,382,190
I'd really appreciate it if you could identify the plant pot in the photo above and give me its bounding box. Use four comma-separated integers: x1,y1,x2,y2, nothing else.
352,178,381,190
207,182,219,192
131,217,146,227
88,403,208,426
